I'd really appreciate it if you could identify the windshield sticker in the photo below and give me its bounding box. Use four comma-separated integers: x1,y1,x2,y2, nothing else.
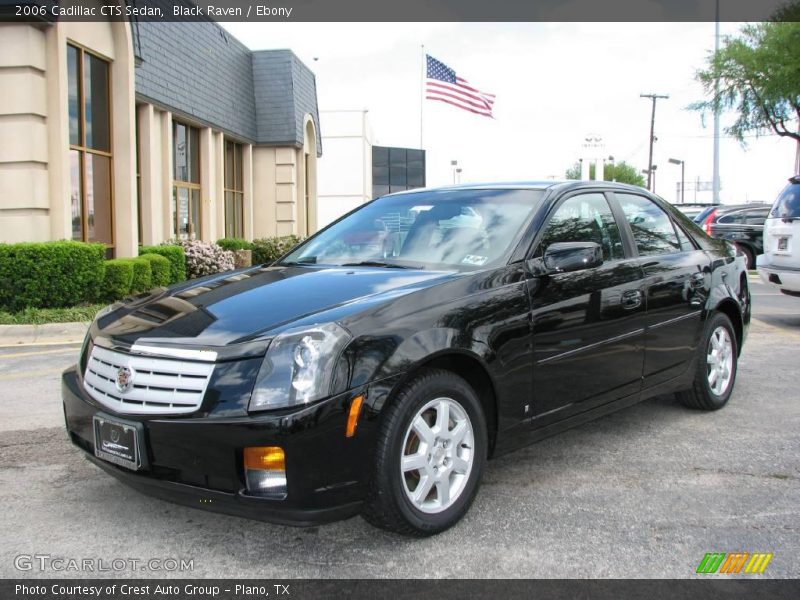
462,255,488,266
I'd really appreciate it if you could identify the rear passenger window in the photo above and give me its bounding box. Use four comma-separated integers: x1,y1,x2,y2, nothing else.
718,213,742,224
744,209,769,225
616,194,682,256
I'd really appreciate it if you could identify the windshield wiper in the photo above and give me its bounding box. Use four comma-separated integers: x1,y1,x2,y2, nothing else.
340,260,419,269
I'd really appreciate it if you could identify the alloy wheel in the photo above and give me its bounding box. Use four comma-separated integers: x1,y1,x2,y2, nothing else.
400,397,475,514
706,326,734,396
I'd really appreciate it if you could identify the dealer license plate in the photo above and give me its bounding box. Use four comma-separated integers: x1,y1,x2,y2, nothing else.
93,415,142,471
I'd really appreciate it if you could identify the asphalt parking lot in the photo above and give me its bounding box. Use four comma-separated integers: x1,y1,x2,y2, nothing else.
0,275,797,579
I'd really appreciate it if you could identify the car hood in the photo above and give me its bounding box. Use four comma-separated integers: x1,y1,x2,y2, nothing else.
94,265,460,349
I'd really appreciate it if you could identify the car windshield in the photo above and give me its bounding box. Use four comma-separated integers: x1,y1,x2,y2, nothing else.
281,188,544,270
770,183,800,219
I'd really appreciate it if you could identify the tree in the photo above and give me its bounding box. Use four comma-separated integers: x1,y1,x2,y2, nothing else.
565,160,645,187
690,20,800,173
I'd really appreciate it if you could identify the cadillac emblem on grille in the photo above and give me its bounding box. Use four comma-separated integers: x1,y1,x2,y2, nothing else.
115,366,134,393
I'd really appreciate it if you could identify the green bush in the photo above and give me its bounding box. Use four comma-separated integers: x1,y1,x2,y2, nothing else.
252,235,303,264
129,258,152,293
139,245,186,284
217,238,254,252
138,253,171,287
0,241,106,311
102,259,134,302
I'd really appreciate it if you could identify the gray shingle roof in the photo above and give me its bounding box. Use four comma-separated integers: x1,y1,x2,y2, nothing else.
252,50,322,155
133,21,320,153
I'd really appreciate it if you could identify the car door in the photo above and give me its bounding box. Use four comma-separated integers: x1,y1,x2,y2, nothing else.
614,192,712,389
526,191,647,425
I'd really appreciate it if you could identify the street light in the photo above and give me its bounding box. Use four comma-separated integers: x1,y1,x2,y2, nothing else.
668,158,685,204
607,155,615,182
451,160,458,184
643,166,658,193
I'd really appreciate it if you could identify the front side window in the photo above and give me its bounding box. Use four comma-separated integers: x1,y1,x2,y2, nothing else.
539,193,624,262
172,121,201,239
224,141,244,238
282,189,543,270
617,193,681,256
68,44,113,252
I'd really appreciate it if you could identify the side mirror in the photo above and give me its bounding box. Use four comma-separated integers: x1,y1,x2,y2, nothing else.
543,242,603,273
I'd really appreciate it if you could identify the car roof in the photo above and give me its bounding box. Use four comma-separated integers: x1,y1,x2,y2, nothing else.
712,203,770,213
386,180,651,196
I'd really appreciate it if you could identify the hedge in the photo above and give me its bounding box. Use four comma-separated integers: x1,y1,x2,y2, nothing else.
252,235,303,264
139,245,186,284
102,259,134,302
139,253,171,287
0,241,106,311
129,258,152,293
217,238,254,252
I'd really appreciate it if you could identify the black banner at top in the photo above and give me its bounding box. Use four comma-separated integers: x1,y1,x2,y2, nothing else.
1,0,798,22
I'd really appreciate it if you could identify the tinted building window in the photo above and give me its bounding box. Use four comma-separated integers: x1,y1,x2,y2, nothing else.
68,44,113,252
373,146,425,198
224,141,244,239
172,121,201,239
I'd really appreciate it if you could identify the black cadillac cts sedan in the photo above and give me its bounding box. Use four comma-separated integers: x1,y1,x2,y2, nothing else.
62,181,750,535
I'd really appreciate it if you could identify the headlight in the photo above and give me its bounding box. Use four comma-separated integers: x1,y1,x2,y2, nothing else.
248,323,351,411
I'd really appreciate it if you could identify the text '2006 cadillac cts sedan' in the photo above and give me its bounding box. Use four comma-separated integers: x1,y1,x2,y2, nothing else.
63,181,750,536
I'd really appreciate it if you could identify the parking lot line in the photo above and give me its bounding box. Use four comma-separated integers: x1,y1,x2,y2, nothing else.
751,318,800,340
0,367,66,381
0,348,79,360
0,340,82,349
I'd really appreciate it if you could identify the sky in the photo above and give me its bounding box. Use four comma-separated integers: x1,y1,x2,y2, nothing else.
223,22,798,205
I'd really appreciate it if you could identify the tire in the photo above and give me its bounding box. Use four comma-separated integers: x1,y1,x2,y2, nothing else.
740,246,755,270
362,368,487,536
677,312,738,410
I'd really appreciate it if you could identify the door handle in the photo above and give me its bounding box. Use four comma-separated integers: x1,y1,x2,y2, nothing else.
621,290,642,310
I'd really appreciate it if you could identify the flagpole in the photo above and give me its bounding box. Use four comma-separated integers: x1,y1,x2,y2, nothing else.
420,44,424,150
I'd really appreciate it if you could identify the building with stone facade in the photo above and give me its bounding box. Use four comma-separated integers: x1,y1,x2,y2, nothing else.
0,8,321,258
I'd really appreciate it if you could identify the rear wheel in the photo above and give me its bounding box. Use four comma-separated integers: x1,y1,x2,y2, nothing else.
362,368,487,536
677,312,738,410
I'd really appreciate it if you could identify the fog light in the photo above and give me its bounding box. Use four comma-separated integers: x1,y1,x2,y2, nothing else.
243,446,286,498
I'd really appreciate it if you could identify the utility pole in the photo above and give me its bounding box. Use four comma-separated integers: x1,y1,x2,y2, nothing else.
712,0,721,203
640,93,669,191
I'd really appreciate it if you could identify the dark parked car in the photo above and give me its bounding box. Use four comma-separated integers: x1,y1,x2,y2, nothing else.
673,202,719,220
63,181,750,536
694,203,770,268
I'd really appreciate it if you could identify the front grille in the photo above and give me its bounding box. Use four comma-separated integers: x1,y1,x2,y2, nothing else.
83,345,214,415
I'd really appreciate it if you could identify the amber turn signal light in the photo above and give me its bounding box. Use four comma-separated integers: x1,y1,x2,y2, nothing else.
346,395,364,438
243,446,285,471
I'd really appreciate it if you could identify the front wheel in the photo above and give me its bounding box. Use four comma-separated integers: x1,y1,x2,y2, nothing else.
677,312,738,410
362,368,487,536
736,244,755,270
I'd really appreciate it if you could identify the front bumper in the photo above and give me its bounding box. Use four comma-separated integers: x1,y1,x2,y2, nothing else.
62,366,385,526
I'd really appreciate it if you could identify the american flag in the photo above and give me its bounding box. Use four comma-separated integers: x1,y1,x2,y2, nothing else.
426,55,495,118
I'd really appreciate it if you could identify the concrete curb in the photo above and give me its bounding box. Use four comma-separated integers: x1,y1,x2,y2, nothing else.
0,322,89,346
